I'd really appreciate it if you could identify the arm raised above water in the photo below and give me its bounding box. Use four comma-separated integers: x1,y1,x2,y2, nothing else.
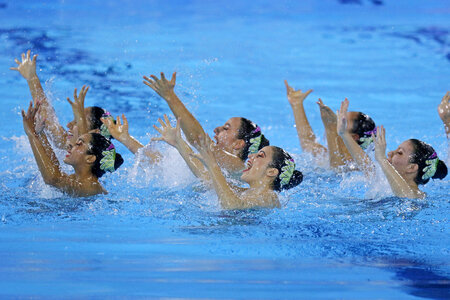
337,98,374,178
143,72,210,148
284,80,327,157
12,50,68,149
438,91,450,139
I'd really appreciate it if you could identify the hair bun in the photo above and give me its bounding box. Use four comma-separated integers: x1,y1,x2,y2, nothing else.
114,153,124,170
283,170,303,190
432,160,448,180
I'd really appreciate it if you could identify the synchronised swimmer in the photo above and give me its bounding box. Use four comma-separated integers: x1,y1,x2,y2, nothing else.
11,50,449,206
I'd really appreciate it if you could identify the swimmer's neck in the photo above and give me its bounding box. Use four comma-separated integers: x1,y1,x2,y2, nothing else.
72,164,97,182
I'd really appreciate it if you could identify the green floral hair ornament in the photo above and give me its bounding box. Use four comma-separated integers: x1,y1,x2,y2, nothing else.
100,144,116,173
248,135,262,155
359,128,377,150
100,112,114,139
247,126,262,155
422,152,439,181
279,158,295,187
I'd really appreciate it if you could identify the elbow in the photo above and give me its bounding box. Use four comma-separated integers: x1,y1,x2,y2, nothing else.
42,174,60,186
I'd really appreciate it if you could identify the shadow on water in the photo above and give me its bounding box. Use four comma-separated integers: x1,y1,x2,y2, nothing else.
377,258,450,300
338,0,383,5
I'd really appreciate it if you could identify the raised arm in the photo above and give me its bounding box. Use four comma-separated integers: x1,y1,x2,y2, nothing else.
22,101,64,186
337,99,374,177
152,115,210,182
284,80,326,157
317,98,352,169
374,126,422,198
190,134,247,210
101,114,161,162
143,72,211,148
11,50,67,148
67,86,89,135
438,91,450,139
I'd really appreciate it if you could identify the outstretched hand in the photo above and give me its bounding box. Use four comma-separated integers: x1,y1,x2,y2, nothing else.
374,125,387,162
438,91,450,124
336,98,349,136
22,101,40,136
67,85,89,133
152,114,181,147
284,80,313,106
10,50,38,80
317,98,337,126
101,114,130,141
143,72,176,100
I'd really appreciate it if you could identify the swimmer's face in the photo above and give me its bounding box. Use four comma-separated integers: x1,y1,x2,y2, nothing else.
241,146,275,184
345,111,360,141
387,140,416,177
63,133,93,166
213,117,244,152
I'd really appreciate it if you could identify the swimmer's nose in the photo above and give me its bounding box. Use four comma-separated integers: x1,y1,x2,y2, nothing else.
214,126,221,134
387,151,393,159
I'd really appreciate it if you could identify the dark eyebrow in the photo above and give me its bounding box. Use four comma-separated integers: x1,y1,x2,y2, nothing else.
260,150,266,156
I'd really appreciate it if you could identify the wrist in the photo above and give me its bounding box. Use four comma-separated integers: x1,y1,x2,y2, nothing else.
27,74,39,82
163,90,177,100
289,101,302,108
117,133,132,143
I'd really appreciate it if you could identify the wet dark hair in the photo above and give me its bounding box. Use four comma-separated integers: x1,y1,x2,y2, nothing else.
351,112,376,146
409,139,447,185
87,106,115,140
88,106,105,131
87,133,124,178
237,118,270,161
269,146,303,192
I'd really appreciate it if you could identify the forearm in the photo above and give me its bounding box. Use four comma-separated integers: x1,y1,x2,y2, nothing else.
290,103,326,155
377,158,418,198
27,75,68,148
175,140,211,183
117,134,144,154
26,131,63,185
324,128,346,168
204,161,243,209
27,75,46,104
443,120,450,139
164,91,207,147
340,132,374,176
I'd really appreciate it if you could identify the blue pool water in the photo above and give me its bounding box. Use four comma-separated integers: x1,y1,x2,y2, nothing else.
0,0,449,298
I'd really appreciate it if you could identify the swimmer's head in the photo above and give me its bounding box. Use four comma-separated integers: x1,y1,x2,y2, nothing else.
407,139,447,185
346,111,376,149
64,133,123,178
66,106,113,139
241,146,303,192
213,117,269,161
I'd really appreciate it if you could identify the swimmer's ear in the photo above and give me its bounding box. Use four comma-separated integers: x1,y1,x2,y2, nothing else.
266,167,279,178
232,139,246,150
85,154,96,165
406,162,419,174
350,133,359,141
